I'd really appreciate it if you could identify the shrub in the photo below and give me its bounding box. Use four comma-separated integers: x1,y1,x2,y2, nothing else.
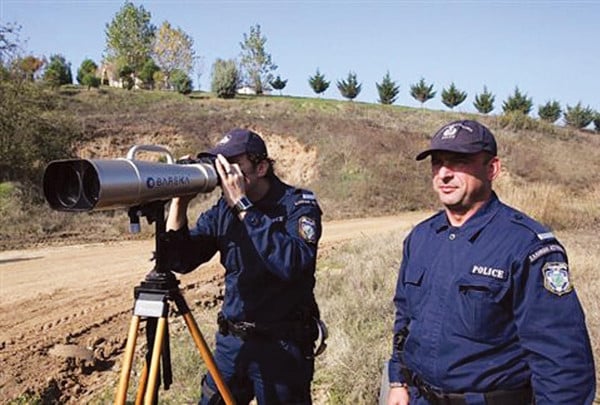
170,69,193,94
210,58,239,99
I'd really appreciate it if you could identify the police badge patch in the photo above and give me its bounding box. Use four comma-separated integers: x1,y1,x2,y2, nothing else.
298,216,317,244
542,262,573,296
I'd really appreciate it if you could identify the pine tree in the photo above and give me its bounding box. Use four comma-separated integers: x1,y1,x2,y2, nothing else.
308,69,330,96
502,87,533,115
594,113,600,133
537,100,562,123
410,77,436,106
270,75,287,95
473,86,495,114
337,71,361,101
563,102,595,129
441,82,467,110
376,71,399,105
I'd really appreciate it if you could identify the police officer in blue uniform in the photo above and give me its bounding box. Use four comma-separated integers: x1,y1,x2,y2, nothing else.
387,120,596,405
164,128,324,405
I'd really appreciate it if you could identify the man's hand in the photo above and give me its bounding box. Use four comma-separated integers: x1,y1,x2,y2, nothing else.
388,386,410,405
215,154,246,208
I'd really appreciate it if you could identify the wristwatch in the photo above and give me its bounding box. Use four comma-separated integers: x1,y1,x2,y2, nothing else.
233,196,253,215
389,382,409,389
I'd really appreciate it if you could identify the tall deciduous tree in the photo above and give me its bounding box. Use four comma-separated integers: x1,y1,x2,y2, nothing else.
308,69,329,96
473,86,495,114
337,71,362,101
376,71,399,105
410,77,436,106
441,82,467,110
153,21,195,89
502,87,533,115
239,24,277,95
104,1,155,78
0,22,22,66
538,100,562,123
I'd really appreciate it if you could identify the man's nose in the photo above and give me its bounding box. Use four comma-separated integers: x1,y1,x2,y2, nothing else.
437,164,454,179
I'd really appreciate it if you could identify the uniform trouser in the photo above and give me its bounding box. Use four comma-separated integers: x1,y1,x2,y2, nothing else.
200,332,314,405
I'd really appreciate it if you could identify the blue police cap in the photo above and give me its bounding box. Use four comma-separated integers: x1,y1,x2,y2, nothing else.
206,128,268,158
416,120,497,161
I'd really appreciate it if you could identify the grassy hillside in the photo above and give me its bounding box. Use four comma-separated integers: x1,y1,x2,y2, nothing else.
1,86,599,250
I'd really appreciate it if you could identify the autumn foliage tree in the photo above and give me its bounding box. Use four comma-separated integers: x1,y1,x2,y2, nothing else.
153,21,195,89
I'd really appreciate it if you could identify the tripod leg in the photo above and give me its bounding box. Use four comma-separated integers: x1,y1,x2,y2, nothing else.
144,316,167,405
115,315,141,405
182,312,237,405
134,363,148,405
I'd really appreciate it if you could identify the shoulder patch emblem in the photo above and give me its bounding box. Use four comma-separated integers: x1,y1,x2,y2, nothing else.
542,262,573,296
298,216,317,244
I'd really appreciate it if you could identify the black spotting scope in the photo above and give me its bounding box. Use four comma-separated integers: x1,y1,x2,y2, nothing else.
43,145,218,212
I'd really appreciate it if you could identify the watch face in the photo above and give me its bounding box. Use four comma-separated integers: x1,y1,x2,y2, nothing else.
235,197,253,212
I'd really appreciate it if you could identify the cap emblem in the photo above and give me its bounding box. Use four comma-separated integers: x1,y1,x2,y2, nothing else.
441,123,473,139
217,134,232,145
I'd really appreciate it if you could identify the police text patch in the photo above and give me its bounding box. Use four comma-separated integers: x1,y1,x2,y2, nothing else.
298,216,317,244
542,262,573,296
471,265,506,280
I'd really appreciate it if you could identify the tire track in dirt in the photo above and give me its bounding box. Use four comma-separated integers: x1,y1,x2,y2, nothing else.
0,213,427,403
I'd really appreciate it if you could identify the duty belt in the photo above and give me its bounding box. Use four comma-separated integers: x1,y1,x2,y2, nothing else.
217,312,328,356
404,368,533,405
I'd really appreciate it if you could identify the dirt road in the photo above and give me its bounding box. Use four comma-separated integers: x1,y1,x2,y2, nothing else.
0,213,427,403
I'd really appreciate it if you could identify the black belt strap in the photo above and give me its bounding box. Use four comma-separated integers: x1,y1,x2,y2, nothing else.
403,368,532,405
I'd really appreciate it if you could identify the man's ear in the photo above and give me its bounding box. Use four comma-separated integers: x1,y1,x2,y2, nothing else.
488,156,501,181
256,159,269,177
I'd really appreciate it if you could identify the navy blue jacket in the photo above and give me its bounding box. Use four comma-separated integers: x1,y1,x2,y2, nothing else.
389,193,595,404
166,176,322,323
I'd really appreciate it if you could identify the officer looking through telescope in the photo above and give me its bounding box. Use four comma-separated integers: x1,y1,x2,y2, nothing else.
387,120,595,405
163,128,324,405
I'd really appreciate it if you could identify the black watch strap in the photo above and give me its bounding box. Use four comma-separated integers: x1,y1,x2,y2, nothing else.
233,196,253,215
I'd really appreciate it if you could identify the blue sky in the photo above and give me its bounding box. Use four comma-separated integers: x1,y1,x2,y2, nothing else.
1,0,599,115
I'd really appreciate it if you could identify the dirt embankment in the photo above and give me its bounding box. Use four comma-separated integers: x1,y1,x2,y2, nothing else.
0,213,426,404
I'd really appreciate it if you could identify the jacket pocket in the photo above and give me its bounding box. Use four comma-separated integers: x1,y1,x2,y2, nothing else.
402,265,428,318
453,276,511,341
